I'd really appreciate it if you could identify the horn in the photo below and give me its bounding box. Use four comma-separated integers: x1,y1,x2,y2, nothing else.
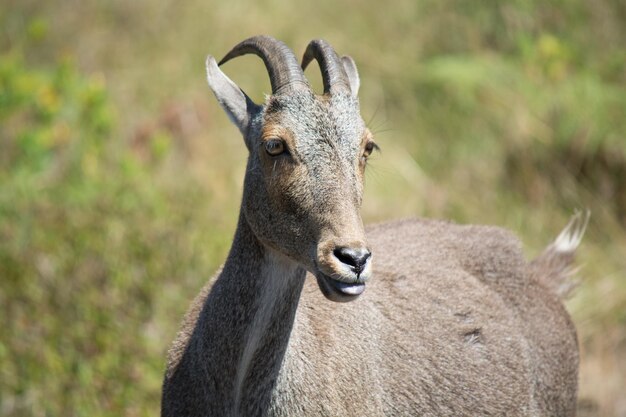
301,39,350,94
219,35,309,95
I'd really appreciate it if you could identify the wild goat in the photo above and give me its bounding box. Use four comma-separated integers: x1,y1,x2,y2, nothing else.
161,35,587,416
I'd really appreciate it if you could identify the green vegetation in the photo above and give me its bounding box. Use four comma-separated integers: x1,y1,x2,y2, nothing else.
0,50,232,416
1,0,624,416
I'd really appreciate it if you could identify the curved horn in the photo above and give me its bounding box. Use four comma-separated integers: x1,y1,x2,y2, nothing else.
301,39,351,94
219,35,309,95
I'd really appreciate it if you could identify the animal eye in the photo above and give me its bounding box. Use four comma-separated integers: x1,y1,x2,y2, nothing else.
362,141,379,160
265,138,285,156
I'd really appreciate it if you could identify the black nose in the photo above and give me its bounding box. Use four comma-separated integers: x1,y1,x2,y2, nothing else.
333,247,371,275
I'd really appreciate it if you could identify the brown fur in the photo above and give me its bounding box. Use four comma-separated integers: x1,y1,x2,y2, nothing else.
161,37,582,416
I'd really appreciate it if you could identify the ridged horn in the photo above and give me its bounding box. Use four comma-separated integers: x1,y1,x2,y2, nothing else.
218,35,309,95
301,39,350,94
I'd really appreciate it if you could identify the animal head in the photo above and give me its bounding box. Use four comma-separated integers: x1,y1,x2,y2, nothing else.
206,36,378,302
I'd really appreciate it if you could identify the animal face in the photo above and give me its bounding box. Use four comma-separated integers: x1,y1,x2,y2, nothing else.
206,36,377,301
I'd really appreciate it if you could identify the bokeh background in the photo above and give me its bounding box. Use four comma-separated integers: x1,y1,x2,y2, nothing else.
1,0,625,416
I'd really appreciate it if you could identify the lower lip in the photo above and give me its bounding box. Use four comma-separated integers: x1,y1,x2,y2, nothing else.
329,279,366,296
317,274,366,301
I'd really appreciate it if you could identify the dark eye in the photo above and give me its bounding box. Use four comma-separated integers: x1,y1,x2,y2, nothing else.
265,138,285,156
362,141,379,161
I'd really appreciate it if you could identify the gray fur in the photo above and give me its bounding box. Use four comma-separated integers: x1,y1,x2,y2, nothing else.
341,56,360,95
206,56,259,135
162,38,583,417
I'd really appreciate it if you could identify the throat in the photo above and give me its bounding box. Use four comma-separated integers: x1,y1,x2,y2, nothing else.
215,216,306,414
232,252,305,409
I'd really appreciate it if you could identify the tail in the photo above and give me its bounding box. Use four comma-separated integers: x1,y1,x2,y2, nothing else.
529,210,590,299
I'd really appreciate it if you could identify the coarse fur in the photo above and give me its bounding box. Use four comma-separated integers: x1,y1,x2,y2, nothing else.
161,36,585,417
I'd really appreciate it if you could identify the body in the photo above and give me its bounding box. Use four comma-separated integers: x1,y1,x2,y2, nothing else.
163,218,579,416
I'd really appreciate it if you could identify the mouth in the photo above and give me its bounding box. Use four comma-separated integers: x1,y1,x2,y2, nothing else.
315,273,366,302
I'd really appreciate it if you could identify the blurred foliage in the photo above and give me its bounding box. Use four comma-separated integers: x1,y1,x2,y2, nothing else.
0,0,625,416
0,49,230,416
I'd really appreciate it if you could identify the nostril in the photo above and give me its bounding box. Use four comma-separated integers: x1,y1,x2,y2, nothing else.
333,247,371,274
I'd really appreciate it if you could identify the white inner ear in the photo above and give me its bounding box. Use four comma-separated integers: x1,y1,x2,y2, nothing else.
341,56,360,96
206,55,251,133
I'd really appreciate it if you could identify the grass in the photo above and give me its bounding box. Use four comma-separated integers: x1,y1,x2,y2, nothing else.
1,0,625,415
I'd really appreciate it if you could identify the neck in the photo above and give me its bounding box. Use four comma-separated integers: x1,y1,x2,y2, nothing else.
194,214,306,415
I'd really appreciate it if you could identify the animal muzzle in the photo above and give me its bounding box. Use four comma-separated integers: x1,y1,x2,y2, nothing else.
315,238,372,302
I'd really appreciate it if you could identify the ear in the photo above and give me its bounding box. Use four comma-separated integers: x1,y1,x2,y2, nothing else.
341,56,360,96
205,55,260,135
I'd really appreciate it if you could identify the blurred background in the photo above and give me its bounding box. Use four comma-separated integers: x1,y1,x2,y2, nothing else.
1,0,624,415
